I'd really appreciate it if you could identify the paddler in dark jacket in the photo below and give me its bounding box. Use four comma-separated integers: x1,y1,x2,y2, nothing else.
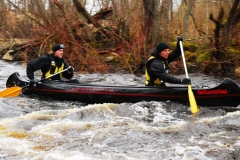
145,36,191,86
27,43,77,86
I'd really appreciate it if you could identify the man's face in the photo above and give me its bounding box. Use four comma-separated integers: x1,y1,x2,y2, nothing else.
54,49,64,58
159,49,169,59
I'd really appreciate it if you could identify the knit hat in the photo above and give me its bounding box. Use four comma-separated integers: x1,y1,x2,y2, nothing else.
52,44,65,52
155,42,169,53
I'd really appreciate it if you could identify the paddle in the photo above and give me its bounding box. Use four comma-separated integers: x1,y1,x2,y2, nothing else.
0,67,70,98
179,40,199,114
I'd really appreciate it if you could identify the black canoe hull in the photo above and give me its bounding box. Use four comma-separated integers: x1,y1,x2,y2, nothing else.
6,72,240,107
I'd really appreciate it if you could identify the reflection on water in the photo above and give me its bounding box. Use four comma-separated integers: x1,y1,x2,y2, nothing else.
0,60,240,160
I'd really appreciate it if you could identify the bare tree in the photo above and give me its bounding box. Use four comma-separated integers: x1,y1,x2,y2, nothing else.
73,0,100,28
182,0,194,38
142,0,153,43
159,0,172,41
142,0,174,44
222,0,240,47
0,0,7,29
209,7,224,57
152,0,161,44
209,0,240,51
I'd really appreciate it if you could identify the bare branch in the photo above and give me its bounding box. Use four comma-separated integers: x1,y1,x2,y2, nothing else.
72,0,101,28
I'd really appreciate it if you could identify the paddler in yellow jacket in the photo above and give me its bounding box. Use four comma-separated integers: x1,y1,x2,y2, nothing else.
26,43,78,86
145,37,191,86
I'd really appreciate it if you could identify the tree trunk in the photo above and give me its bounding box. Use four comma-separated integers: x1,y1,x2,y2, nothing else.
53,0,77,43
182,0,194,38
159,0,171,41
72,0,100,28
142,0,154,43
33,0,50,26
209,7,224,58
0,0,7,28
152,0,161,44
222,0,240,47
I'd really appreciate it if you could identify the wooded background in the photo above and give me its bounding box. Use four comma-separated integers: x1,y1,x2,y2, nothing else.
0,0,239,75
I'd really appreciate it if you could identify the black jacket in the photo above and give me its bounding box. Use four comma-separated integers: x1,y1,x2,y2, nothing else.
146,48,182,85
26,54,73,80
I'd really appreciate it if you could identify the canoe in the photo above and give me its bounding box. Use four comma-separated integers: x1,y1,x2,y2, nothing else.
6,72,240,107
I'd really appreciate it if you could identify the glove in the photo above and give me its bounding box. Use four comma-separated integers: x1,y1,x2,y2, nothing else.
68,66,74,74
181,78,191,85
29,79,36,87
177,36,183,42
177,36,183,49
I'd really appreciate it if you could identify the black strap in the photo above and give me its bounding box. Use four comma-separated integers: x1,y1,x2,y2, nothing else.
50,65,56,74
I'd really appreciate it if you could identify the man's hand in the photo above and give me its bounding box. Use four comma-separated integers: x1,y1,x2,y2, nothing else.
181,78,191,85
29,79,36,87
177,36,183,49
68,66,74,74
177,36,183,42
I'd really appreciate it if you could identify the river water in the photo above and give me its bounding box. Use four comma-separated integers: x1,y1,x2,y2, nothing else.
1,60,240,160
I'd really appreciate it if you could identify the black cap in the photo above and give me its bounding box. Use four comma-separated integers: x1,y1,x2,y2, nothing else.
155,42,169,53
52,44,65,52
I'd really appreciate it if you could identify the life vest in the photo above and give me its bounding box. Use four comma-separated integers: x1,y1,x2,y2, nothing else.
145,56,169,86
42,60,64,80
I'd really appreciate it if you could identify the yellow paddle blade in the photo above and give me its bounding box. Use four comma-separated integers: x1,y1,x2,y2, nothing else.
0,87,22,98
188,85,199,114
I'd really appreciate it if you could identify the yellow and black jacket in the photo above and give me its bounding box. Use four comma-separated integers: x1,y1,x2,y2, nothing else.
27,54,73,80
145,48,182,86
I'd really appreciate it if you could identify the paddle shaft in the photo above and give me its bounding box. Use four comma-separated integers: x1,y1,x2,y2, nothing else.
179,41,199,114
35,67,70,84
0,67,70,97
179,41,189,79
21,67,69,89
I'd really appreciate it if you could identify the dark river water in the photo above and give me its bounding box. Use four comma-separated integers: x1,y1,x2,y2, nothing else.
1,60,240,160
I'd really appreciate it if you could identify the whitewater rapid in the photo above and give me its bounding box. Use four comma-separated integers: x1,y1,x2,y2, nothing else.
1,60,240,160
